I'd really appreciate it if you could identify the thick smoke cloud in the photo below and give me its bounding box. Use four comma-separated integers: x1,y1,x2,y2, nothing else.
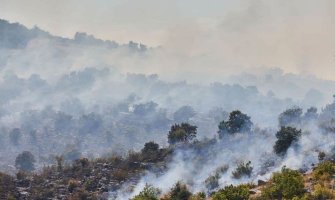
0,19,335,174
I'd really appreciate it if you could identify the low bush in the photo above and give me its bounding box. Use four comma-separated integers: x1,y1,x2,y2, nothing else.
312,161,335,181
212,184,250,200
131,184,160,200
260,167,305,199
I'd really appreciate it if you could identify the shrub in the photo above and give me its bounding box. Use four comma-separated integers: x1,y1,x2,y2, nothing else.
130,184,160,200
168,123,197,145
189,192,206,200
232,161,253,179
142,141,159,154
168,182,192,200
312,184,335,199
218,110,252,137
261,167,305,199
312,161,335,181
212,184,250,200
212,192,227,200
274,126,301,155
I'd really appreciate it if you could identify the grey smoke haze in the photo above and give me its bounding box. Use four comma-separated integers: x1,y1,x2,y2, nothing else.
1,0,335,80
0,18,335,174
0,1,335,199
117,103,335,199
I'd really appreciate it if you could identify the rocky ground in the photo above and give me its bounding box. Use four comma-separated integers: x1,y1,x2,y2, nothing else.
0,147,172,200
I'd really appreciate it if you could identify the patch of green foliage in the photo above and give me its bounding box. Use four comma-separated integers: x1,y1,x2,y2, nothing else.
312,183,335,199
260,166,305,199
167,182,192,200
131,184,160,200
212,184,250,200
218,110,252,137
189,192,206,200
168,123,197,145
312,161,335,181
274,126,301,155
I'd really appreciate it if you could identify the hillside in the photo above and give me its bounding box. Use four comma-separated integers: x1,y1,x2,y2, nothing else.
0,19,146,51
0,18,335,200
1,142,334,200
0,103,335,199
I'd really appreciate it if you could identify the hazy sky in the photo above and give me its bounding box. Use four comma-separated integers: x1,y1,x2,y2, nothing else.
1,0,335,80
0,0,238,45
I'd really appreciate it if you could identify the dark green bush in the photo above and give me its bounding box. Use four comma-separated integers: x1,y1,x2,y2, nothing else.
274,126,301,155
218,110,252,137
168,123,197,145
168,182,192,200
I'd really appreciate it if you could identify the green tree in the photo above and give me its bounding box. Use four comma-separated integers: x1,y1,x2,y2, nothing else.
261,167,305,199
15,151,36,172
274,126,301,155
218,110,252,137
168,123,197,145
142,141,159,154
